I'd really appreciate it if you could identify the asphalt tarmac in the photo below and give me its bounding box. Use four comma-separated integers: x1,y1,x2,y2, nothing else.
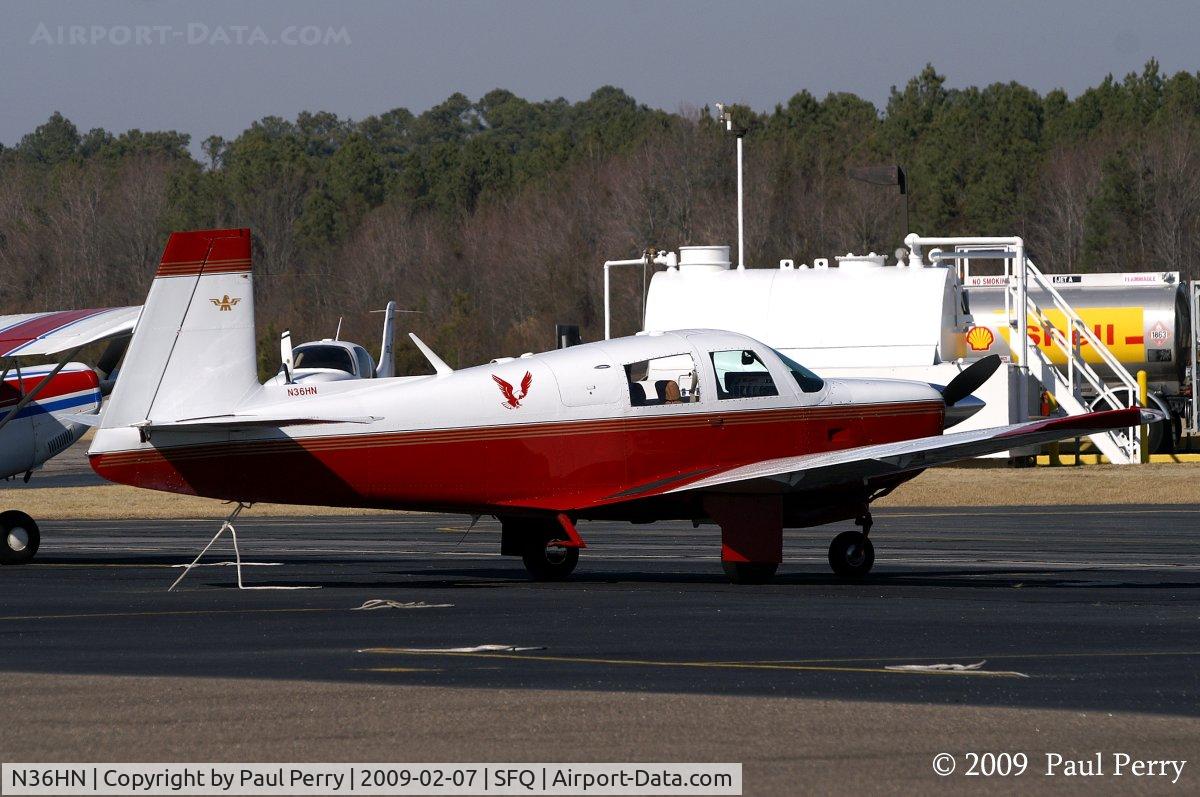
2,507,1198,715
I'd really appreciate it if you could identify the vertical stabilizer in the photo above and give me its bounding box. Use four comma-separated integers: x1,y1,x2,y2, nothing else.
101,228,258,427
376,300,397,378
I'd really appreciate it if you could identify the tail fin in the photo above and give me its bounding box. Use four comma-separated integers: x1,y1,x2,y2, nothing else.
376,301,397,378
101,228,258,428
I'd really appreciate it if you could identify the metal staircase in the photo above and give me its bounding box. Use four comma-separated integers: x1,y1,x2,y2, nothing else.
906,235,1143,464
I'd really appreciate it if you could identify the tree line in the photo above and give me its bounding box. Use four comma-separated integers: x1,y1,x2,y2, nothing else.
1,60,1197,374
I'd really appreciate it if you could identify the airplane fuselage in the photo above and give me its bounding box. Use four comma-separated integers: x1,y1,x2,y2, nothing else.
89,331,944,523
0,364,101,480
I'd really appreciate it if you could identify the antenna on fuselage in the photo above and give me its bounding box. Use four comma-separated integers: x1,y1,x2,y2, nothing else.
408,333,453,377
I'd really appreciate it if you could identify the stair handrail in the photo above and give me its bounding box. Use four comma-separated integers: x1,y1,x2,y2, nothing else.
1023,257,1141,401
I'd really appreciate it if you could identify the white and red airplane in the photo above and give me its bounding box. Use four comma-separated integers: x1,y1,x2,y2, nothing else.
0,306,138,563
87,228,1153,583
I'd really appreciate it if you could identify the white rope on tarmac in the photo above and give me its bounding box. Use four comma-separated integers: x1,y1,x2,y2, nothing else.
884,660,1030,677
169,561,282,568
362,644,546,653
168,503,319,592
352,599,456,610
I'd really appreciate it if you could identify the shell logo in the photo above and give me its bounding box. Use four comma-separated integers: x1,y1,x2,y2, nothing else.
965,326,995,352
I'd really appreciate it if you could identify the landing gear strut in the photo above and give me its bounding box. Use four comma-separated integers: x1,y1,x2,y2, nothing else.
828,511,875,579
502,514,582,581
0,510,39,565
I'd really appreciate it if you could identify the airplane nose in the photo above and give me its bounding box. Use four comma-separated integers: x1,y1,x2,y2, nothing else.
944,394,986,428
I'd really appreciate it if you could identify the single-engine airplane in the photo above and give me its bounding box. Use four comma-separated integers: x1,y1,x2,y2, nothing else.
88,228,1155,583
0,305,139,563
270,302,398,386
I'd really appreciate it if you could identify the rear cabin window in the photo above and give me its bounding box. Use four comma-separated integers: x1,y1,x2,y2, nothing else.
294,345,356,374
624,353,701,407
710,349,779,400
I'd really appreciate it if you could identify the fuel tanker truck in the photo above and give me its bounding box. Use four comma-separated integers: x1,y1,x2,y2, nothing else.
963,272,1189,451
609,244,1192,458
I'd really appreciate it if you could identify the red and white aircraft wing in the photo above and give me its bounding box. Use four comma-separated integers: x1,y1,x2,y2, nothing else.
660,406,1152,495
0,306,140,358
551,406,1150,510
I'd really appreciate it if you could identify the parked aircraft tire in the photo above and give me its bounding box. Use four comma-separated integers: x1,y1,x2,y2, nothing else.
828,530,874,579
721,562,778,584
521,534,579,581
0,510,39,565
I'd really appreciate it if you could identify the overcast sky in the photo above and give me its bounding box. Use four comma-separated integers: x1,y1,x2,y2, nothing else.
2,0,1198,152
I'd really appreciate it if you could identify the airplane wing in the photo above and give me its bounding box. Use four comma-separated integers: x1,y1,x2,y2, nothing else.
0,306,141,357
659,407,1155,495
509,407,1152,512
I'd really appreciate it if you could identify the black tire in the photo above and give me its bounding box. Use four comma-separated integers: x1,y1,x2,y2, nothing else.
828,530,874,579
722,561,778,584
521,533,579,581
0,510,40,565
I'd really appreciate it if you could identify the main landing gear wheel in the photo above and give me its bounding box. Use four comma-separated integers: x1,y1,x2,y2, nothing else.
0,510,40,565
722,562,778,585
522,530,579,581
828,530,874,579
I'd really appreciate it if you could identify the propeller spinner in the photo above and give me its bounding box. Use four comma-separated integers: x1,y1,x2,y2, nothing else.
938,355,1002,428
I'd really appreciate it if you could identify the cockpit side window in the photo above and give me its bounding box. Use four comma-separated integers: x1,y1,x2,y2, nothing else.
623,353,701,407
293,345,355,374
709,349,779,400
353,346,376,379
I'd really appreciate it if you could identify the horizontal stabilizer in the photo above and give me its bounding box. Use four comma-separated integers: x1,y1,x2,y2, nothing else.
136,414,381,434
64,412,104,428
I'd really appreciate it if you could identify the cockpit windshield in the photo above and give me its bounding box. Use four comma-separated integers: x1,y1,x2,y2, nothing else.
772,349,825,393
294,345,356,374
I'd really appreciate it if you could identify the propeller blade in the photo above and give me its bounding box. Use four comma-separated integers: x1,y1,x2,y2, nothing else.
941,355,1001,407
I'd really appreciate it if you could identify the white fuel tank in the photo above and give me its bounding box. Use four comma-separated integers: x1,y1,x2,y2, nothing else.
643,251,972,369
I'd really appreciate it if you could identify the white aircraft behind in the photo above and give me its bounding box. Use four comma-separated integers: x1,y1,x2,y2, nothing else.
272,302,397,386
0,306,139,563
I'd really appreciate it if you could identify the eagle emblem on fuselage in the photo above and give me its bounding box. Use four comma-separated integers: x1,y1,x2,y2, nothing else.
493,371,533,409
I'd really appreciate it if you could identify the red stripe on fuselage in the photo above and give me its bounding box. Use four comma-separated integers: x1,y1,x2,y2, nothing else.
90,400,945,514
0,368,99,407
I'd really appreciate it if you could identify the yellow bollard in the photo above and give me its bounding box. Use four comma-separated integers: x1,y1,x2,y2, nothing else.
1137,370,1149,464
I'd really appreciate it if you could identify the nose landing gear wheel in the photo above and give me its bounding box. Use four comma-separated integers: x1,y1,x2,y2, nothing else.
522,532,579,581
828,530,874,579
0,510,40,565
722,562,778,584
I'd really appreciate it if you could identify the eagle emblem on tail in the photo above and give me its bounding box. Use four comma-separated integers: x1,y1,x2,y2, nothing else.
493,371,533,409
210,295,242,312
